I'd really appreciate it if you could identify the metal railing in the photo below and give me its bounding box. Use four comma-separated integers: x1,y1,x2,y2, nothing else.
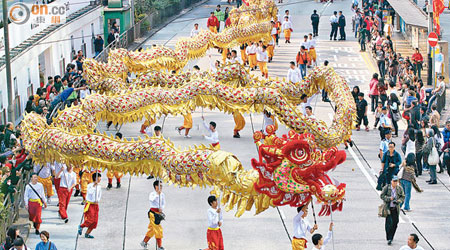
94,0,202,63
0,171,31,242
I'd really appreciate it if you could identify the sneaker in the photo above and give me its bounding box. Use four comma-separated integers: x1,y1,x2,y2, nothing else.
78,225,83,235
365,127,369,132
74,190,80,197
116,183,121,188
233,134,240,138
47,197,52,205
387,240,392,245
85,234,94,239
81,200,86,205
175,127,181,135
35,229,40,235
157,247,165,250
184,135,191,138
64,218,69,223
428,181,437,184
140,241,148,249
107,183,113,190
147,175,154,180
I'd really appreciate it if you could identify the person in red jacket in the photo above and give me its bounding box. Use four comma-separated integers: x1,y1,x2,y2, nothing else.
411,48,424,78
207,12,219,33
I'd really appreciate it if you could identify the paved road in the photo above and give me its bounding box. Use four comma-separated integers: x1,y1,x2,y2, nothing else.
25,0,450,249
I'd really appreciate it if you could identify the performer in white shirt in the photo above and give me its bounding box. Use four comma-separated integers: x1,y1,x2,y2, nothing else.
56,164,77,223
226,50,243,64
33,163,54,203
78,172,102,239
262,110,278,134
208,55,221,73
257,45,269,78
201,195,224,250
141,180,166,250
399,233,425,250
245,42,258,70
283,10,291,21
191,23,200,37
287,61,302,83
24,173,47,235
300,35,310,50
281,16,293,43
51,162,64,200
267,37,275,62
305,106,316,120
202,116,220,149
292,205,318,250
311,222,333,250
308,33,317,66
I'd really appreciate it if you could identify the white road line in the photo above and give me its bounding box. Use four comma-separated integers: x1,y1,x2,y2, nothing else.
347,146,406,223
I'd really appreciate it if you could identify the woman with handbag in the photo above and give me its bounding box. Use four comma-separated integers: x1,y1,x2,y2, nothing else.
380,176,405,245
399,153,422,212
424,130,439,184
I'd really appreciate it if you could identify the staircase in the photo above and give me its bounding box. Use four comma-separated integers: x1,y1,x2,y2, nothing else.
391,32,429,83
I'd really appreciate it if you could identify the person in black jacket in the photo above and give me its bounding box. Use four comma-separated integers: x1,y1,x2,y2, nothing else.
94,35,104,57
311,10,320,37
338,11,346,40
107,30,115,45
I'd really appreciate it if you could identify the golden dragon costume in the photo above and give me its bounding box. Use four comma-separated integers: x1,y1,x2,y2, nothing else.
21,0,355,217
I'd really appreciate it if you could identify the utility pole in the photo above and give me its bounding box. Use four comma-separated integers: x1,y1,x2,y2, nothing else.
2,0,15,122
427,0,434,86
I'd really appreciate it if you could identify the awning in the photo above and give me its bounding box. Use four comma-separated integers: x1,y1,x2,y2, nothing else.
387,0,428,28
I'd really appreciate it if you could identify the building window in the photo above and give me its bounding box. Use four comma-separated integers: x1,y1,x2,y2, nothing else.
27,68,31,84
91,23,95,53
71,35,75,58
27,83,34,98
14,95,21,119
60,58,66,75
0,90,3,110
13,77,18,96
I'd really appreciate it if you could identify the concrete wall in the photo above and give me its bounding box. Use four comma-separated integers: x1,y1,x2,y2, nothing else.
0,0,93,55
0,7,103,123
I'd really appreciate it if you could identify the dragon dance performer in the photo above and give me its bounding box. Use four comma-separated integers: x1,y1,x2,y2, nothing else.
292,205,318,250
257,45,269,79
202,195,224,250
282,16,293,43
56,164,76,223
308,33,317,67
24,173,47,235
140,118,156,134
78,172,102,239
246,42,258,70
271,21,278,45
207,12,219,33
233,112,245,138
33,163,54,204
52,162,64,200
107,132,124,189
202,116,220,149
141,180,166,250
240,44,248,65
176,113,193,138
263,110,278,134
80,167,95,204
267,37,275,62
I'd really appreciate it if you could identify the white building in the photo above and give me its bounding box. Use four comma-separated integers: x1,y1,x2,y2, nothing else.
0,0,104,124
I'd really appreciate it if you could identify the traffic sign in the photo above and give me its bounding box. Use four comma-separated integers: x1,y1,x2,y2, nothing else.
428,32,438,47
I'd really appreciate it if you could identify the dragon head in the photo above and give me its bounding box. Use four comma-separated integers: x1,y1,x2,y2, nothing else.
252,128,346,215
